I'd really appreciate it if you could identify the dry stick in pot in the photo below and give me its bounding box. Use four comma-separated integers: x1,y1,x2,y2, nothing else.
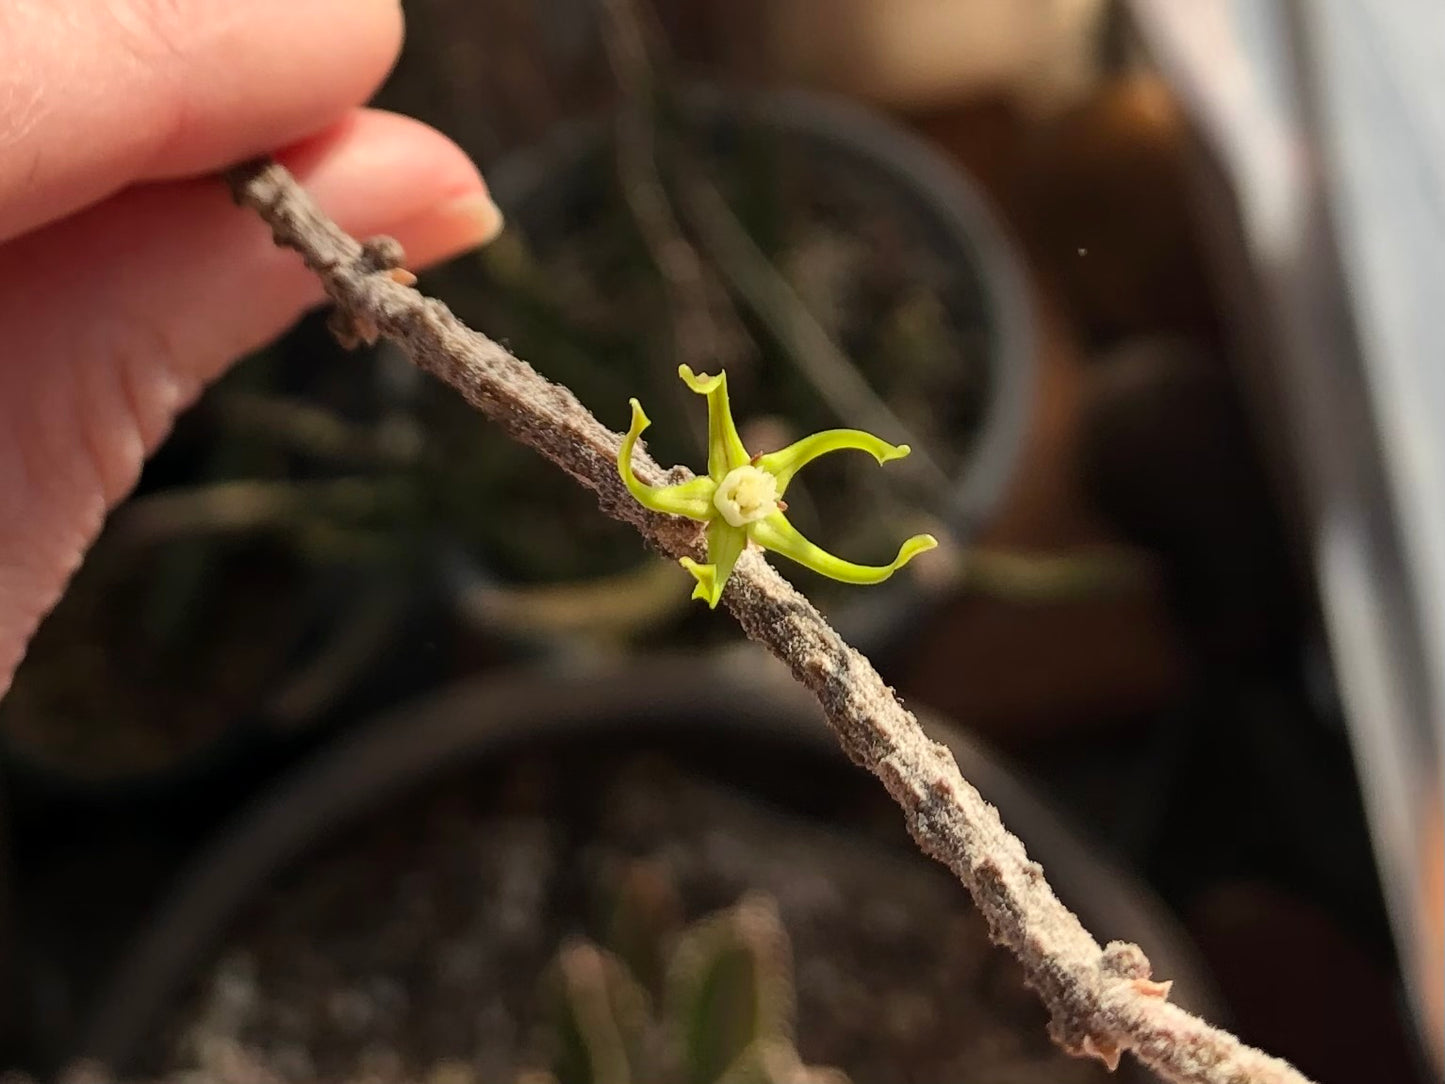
224,158,1315,1084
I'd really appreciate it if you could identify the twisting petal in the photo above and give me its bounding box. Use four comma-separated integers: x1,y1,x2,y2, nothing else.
677,365,750,481
753,430,912,496
618,398,717,520
748,512,937,585
679,519,749,608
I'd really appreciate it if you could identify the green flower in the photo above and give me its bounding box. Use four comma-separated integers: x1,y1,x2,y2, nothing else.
618,365,938,608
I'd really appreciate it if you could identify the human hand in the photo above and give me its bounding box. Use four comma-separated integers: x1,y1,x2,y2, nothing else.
0,0,503,693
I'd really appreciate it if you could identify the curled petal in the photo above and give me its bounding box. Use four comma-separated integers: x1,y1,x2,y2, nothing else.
678,365,750,481
618,398,717,520
748,512,937,585
679,520,749,608
753,430,911,496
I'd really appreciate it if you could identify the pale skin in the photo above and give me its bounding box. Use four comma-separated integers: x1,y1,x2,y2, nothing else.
0,0,504,696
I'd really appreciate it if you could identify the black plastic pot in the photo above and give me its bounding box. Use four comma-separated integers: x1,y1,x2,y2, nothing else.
0,555,443,825
438,86,1034,656
74,652,1219,1077
0,543,320,805
0,330,471,815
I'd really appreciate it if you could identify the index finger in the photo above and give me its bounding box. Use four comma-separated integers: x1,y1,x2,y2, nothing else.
0,0,404,244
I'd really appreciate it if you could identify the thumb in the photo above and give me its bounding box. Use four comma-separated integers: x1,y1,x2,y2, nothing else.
0,109,502,691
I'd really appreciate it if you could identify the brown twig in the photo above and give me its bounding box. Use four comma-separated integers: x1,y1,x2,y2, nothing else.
224,157,1315,1084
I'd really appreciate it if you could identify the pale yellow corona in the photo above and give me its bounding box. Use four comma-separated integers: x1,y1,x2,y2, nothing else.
713,464,780,527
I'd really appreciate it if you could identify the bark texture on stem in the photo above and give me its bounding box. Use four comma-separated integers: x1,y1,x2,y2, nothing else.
225,157,1315,1084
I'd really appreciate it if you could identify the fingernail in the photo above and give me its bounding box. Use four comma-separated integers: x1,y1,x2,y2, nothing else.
432,191,505,249
385,190,505,270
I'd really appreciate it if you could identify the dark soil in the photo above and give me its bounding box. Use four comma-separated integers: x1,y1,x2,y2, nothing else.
144,751,1138,1084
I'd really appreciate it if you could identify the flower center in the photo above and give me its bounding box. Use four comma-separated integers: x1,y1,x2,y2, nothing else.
713,464,779,527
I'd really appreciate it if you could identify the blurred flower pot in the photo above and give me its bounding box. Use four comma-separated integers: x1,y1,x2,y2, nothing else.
74,652,1219,1082
0,350,453,814
428,85,1032,656
0,529,361,809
